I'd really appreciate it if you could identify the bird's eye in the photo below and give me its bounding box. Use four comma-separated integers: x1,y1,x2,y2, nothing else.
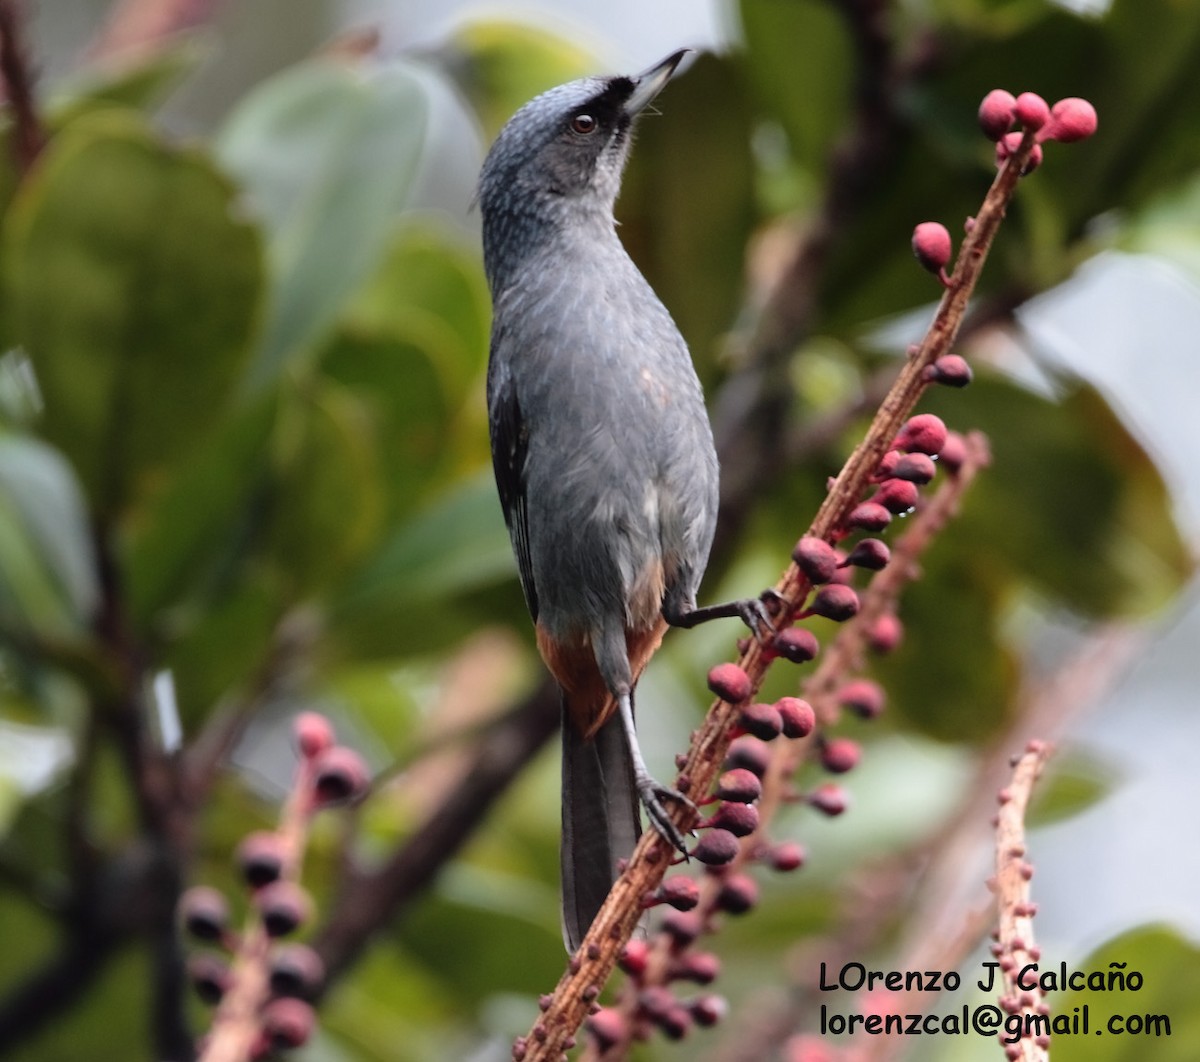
570,113,598,135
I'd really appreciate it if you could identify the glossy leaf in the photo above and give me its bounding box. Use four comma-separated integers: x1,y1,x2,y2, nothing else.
319,221,492,519
737,0,854,180
437,19,595,140
265,381,385,597
1027,748,1119,827
0,432,98,635
217,60,429,388
619,52,757,374
329,471,517,658
1053,925,1200,1062
923,376,1193,618
4,112,263,517
339,220,491,396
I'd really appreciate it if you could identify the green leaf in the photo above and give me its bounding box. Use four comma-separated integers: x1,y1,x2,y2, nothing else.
1027,747,1120,827
0,432,98,635
265,381,385,596
329,471,518,658
1052,925,1200,1062
737,0,854,179
340,220,491,397
923,375,1193,619
217,60,429,388
872,543,1020,742
125,395,276,627
437,19,596,140
4,112,263,517
619,53,757,373
319,221,493,518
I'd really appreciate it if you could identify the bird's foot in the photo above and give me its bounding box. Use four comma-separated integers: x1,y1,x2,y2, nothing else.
637,775,697,855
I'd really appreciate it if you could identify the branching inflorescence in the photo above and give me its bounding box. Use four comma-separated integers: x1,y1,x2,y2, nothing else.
514,89,1097,1061
179,713,370,1061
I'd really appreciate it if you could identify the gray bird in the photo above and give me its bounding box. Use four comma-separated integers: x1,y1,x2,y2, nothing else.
479,50,767,952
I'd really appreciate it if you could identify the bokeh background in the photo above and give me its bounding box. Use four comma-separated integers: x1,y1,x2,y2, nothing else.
3,0,1199,1059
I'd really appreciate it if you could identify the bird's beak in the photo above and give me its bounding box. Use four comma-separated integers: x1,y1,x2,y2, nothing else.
623,49,691,116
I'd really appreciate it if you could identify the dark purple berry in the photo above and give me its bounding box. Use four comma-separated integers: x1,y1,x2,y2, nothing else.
772,626,819,663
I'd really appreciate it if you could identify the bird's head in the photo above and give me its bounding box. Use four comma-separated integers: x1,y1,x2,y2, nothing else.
478,50,689,286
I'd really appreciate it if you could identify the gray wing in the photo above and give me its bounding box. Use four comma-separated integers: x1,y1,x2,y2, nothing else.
488,360,538,621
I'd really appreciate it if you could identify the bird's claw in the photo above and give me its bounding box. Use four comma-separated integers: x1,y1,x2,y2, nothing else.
638,779,697,855
737,592,780,646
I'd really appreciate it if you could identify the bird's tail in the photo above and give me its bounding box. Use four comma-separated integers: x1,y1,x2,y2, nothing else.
560,696,642,952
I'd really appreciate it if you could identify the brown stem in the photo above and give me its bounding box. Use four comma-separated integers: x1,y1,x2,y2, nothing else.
199,756,317,1062
516,131,1038,1060
0,0,44,172
990,742,1051,1062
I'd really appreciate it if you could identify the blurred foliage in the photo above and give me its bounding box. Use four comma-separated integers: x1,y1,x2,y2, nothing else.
0,1,1197,1060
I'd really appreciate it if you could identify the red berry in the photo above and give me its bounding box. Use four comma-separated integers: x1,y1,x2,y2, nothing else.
262,998,315,1050
676,951,720,985
875,450,900,478
820,737,861,774
739,701,782,740
978,89,1016,140
255,880,313,938
926,354,973,388
723,736,771,777
312,746,370,806
293,711,334,758
911,222,952,274
847,501,892,532
179,886,230,943
792,535,839,584
867,613,903,654
775,697,815,739
807,583,859,622
767,840,806,872
714,767,763,803
655,1004,693,1040
707,663,752,703
269,943,326,998
188,953,232,1005
690,994,728,1027
619,939,650,977
1013,92,1049,130
873,478,919,514
587,1008,628,1050
808,783,849,816
772,626,819,663
654,876,700,911
691,828,740,866
661,910,702,946
237,831,288,888
716,873,759,915
842,538,890,570
1043,97,1097,143
891,452,936,484
894,413,947,456
837,678,885,719
937,431,969,473
704,800,760,837
996,132,1043,174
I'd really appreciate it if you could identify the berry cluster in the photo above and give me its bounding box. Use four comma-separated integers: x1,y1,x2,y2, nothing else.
179,713,369,1059
578,414,978,1055
913,89,1098,286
